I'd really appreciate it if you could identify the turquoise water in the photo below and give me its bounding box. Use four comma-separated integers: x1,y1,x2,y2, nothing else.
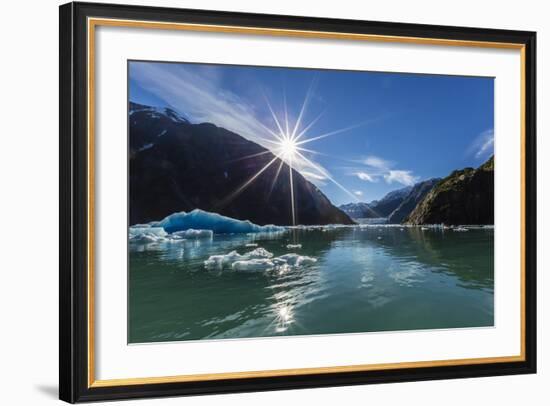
128,226,493,343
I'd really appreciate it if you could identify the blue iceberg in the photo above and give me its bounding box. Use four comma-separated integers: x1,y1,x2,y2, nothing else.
151,209,286,234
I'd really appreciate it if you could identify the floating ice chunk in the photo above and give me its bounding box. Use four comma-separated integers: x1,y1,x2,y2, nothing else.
171,229,213,239
295,256,317,266
377,236,382,240
203,247,316,272
421,227,429,231
245,243,258,247
129,226,168,243
232,259,275,272
286,244,302,249
204,250,243,270
454,227,469,232
129,226,167,237
278,264,291,274
154,209,285,234
245,247,273,259
129,233,164,244
276,253,317,267
204,248,271,270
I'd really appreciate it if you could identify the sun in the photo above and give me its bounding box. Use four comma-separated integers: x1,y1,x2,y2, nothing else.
280,136,297,160
220,81,365,226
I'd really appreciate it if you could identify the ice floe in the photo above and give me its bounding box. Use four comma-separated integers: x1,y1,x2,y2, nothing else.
274,253,317,267
129,224,213,244
232,259,275,272
129,226,168,243
245,247,274,259
286,244,302,249
204,247,316,272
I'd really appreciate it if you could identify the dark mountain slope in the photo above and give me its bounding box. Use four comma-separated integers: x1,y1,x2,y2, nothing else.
404,157,494,225
387,178,441,224
129,102,354,226
370,186,413,217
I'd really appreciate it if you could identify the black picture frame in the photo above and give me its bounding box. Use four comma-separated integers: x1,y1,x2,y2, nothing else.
59,1,537,403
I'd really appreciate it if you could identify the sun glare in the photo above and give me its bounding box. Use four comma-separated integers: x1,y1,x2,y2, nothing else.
280,137,297,160
221,81,364,226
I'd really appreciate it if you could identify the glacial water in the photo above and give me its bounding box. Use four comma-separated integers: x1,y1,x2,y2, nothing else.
128,226,493,343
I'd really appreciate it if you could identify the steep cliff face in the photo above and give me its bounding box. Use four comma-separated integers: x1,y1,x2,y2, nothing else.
387,178,441,224
404,157,494,225
129,102,354,226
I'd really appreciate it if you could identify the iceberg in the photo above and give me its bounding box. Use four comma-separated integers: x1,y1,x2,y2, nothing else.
153,209,285,234
171,229,213,239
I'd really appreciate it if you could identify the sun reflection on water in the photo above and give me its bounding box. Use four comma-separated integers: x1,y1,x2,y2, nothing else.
274,304,294,333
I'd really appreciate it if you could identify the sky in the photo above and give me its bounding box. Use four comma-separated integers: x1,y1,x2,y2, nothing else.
129,61,494,206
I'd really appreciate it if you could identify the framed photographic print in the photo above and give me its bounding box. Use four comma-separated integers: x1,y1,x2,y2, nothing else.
59,1,537,403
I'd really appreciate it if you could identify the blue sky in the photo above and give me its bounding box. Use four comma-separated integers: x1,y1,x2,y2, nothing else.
129,61,494,206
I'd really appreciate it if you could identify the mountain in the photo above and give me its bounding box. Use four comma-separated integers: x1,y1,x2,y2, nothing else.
338,202,379,219
387,178,441,224
339,185,413,219
129,102,354,226
371,186,414,217
404,156,494,225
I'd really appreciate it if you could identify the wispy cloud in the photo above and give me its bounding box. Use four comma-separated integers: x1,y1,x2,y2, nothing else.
354,171,377,182
350,154,418,186
467,129,494,160
130,62,340,187
354,190,363,196
300,170,328,186
363,155,392,170
383,170,419,186
130,62,271,148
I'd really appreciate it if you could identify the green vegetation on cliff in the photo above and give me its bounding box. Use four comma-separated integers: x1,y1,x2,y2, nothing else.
404,156,494,225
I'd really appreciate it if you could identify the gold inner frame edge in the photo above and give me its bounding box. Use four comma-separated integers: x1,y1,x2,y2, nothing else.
87,17,527,388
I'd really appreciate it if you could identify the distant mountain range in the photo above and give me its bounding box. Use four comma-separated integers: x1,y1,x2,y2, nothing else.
339,157,494,226
129,102,353,226
339,185,413,219
388,178,442,223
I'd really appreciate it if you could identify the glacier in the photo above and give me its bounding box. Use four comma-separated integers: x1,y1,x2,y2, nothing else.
152,209,285,234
